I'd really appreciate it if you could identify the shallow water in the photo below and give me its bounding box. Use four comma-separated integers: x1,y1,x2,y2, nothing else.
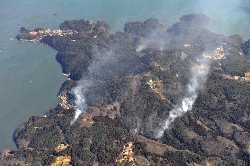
0,0,250,151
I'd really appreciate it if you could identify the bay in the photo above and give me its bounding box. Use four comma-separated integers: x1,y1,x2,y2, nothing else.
0,0,249,151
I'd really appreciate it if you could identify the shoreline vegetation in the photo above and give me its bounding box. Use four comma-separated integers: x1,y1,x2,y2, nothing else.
2,13,250,165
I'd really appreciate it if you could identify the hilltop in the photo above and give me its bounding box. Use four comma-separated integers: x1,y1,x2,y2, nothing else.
2,13,250,165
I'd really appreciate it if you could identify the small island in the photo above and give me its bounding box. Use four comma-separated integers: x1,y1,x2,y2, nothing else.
1,13,250,165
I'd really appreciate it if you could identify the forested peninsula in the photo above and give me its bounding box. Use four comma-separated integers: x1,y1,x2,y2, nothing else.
2,13,250,165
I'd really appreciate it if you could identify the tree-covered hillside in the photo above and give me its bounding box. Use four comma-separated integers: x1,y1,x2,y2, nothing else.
2,13,250,165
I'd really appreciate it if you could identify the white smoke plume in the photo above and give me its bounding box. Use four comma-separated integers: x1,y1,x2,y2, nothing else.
136,45,146,53
133,117,142,134
70,45,119,125
136,27,166,52
156,56,211,138
70,79,92,125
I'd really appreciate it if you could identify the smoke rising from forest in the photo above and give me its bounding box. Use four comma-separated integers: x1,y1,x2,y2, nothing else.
70,45,107,125
156,57,211,138
70,44,133,124
136,27,166,52
68,0,248,128
70,79,91,125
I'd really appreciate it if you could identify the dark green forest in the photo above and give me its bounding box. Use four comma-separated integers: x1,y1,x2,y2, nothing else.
2,13,250,165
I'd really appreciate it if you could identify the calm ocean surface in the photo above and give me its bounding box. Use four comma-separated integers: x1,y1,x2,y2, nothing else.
0,0,250,151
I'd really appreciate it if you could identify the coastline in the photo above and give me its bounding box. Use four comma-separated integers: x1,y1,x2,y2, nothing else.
2,14,250,165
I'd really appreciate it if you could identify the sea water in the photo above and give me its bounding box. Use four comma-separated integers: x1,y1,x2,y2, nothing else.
0,0,250,151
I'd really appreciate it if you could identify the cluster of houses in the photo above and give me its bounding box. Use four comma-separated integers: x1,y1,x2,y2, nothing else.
28,28,77,37
18,28,78,43
116,142,136,165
